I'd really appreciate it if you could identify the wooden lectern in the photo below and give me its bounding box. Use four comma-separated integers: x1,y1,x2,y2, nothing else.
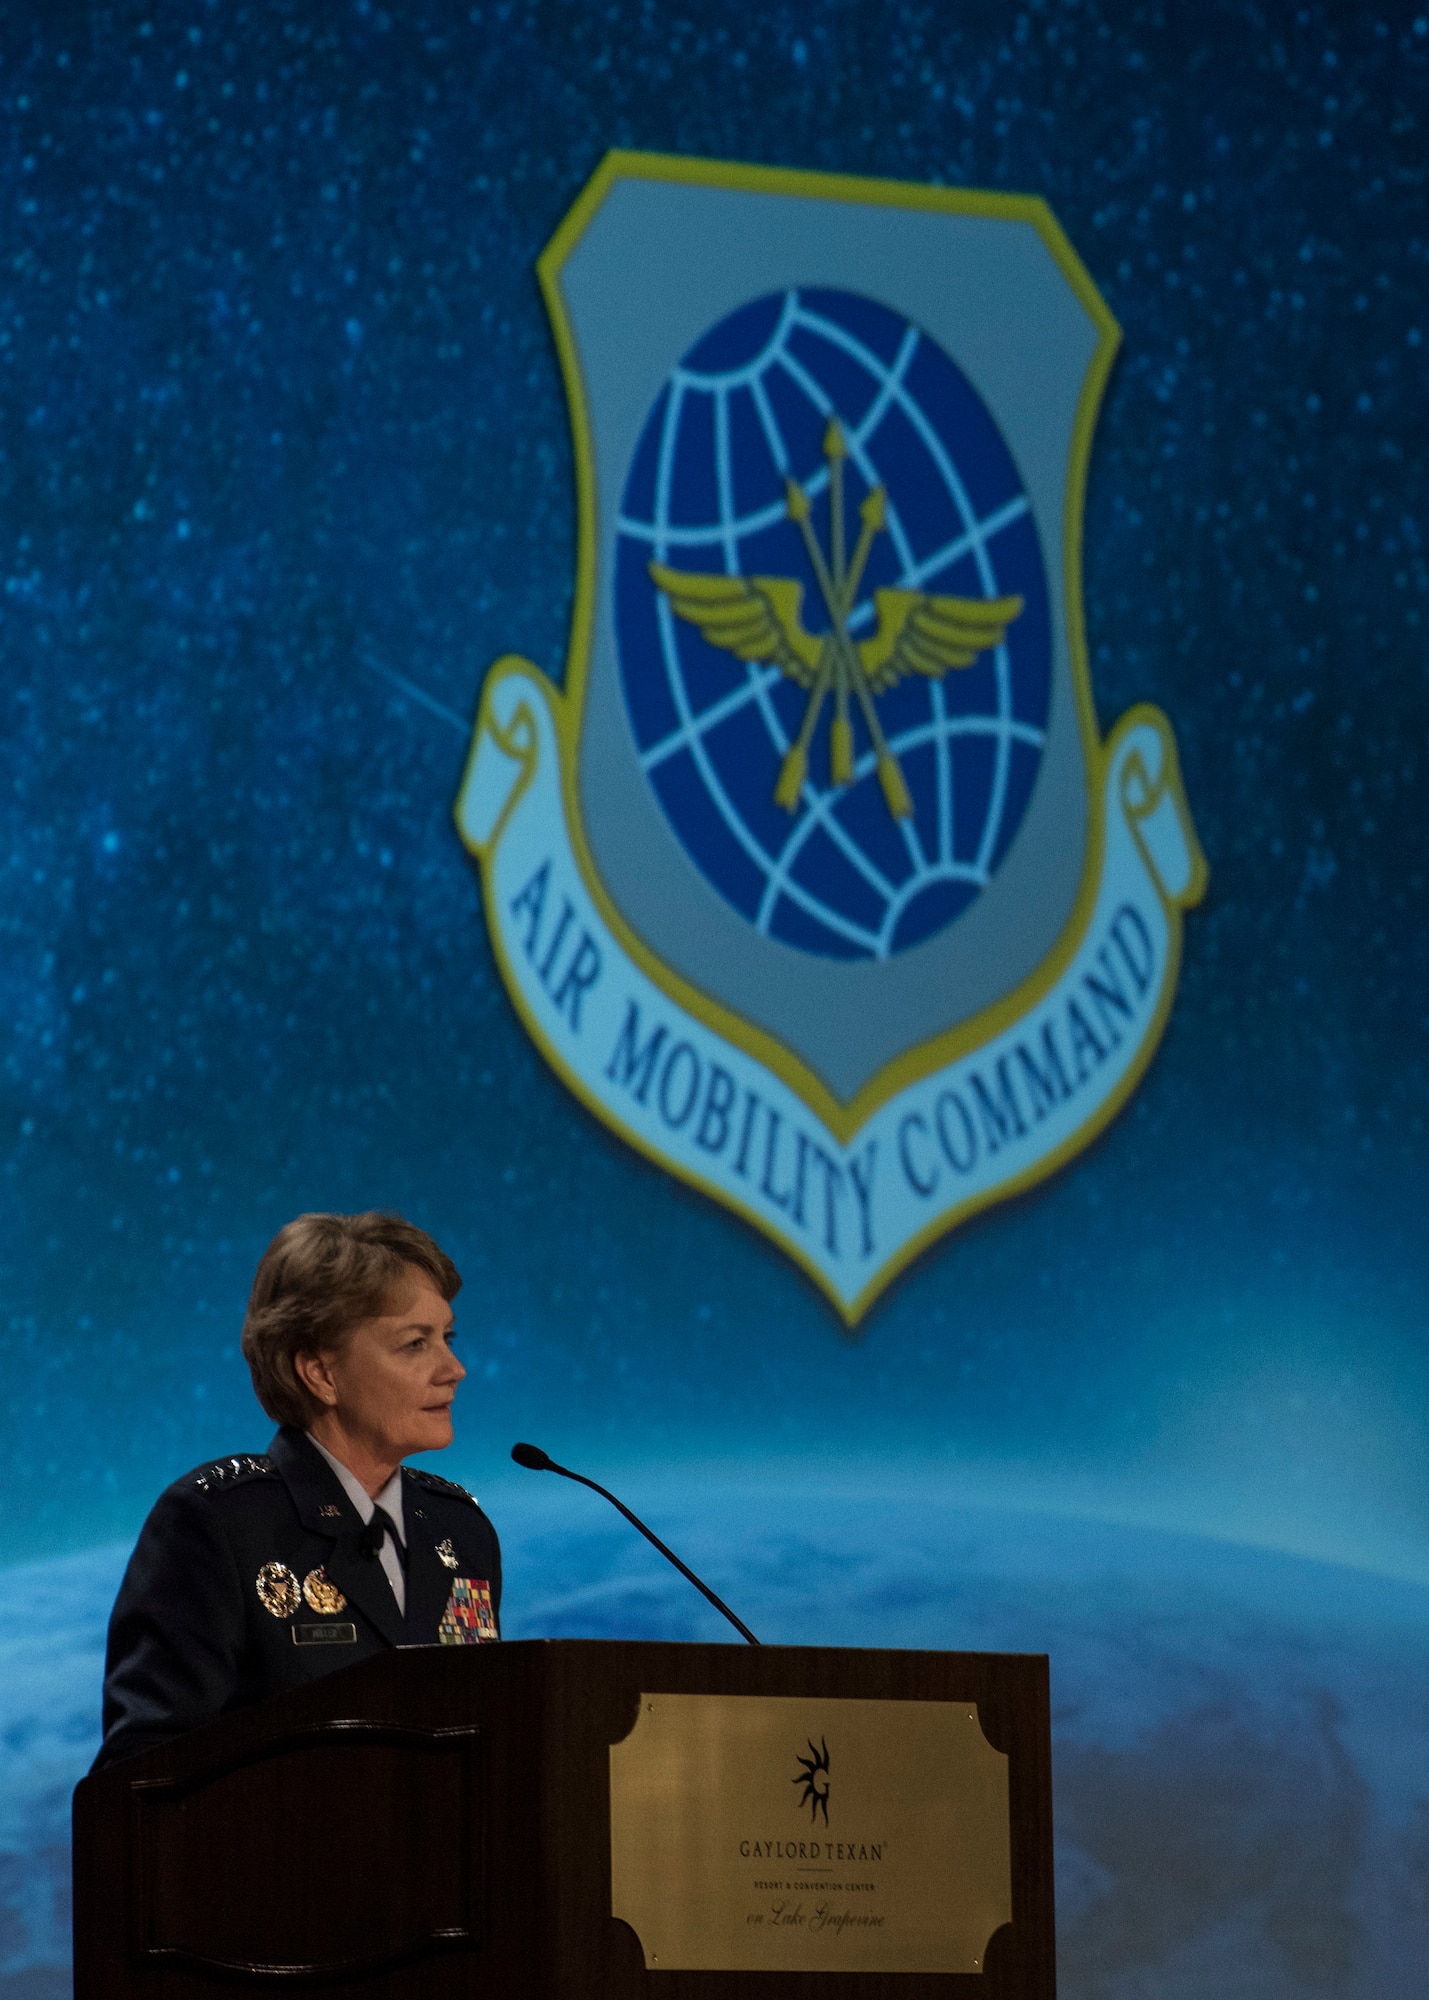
73,1640,1055,1997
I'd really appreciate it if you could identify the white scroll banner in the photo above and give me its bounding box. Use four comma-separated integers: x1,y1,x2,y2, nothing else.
457,659,1205,1321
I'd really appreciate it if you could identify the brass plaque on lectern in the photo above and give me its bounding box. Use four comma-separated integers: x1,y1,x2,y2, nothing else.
609,1692,1011,1973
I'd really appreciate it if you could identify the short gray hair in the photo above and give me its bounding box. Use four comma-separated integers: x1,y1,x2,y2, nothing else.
240,1211,461,1428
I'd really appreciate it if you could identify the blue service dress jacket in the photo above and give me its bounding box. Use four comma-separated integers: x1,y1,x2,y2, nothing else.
94,1425,502,1769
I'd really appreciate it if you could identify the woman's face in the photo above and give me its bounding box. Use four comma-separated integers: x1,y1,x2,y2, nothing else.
304,1273,467,1464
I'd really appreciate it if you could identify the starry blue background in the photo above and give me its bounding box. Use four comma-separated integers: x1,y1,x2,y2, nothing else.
0,3,1427,1992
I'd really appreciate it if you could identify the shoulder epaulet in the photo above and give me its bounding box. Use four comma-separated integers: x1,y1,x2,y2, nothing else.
406,1467,479,1509
192,1454,277,1494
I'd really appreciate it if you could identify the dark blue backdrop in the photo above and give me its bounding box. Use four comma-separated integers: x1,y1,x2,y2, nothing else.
1,5,1426,1994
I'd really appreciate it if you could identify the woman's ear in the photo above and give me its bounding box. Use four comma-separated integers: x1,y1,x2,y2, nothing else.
294,1349,339,1406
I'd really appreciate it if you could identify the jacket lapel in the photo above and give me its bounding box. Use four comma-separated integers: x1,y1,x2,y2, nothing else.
321,1539,408,1651
401,1469,456,1644
268,1428,407,1650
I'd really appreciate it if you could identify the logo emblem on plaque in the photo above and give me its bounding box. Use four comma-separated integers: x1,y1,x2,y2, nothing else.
457,151,1206,1322
794,1736,831,1824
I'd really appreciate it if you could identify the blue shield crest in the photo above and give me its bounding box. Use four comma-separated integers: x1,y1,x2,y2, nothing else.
457,153,1205,1321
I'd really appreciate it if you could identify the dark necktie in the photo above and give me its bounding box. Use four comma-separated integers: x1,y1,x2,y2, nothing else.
358,1504,407,1568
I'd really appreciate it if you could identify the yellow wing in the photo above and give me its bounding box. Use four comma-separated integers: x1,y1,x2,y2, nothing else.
648,562,824,687
858,590,1024,694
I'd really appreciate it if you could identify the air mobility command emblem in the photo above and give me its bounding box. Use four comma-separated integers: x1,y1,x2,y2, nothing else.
456,151,1206,1324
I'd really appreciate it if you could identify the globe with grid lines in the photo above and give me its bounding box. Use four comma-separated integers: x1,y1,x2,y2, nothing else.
613,287,1053,961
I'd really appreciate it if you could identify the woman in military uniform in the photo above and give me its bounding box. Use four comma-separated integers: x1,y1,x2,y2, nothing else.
94,1211,502,1768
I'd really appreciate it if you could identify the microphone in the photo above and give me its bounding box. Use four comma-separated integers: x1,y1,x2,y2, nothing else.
510,1443,760,1645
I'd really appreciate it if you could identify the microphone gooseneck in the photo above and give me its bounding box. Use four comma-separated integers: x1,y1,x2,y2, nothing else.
510,1442,760,1645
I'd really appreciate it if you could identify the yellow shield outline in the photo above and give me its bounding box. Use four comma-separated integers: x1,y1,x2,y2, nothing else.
458,150,1207,1321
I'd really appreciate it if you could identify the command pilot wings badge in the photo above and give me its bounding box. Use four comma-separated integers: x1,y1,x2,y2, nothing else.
648,450,1026,820
456,152,1206,1324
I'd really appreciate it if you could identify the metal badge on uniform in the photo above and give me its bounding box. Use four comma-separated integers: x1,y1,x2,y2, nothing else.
302,1567,347,1614
292,1622,357,1646
437,1577,498,1645
435,1537,459,1570
255,1562,301,1619
317,1503,342,1519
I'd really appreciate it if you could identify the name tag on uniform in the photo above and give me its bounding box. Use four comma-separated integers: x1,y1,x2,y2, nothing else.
292,1622,357,1646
